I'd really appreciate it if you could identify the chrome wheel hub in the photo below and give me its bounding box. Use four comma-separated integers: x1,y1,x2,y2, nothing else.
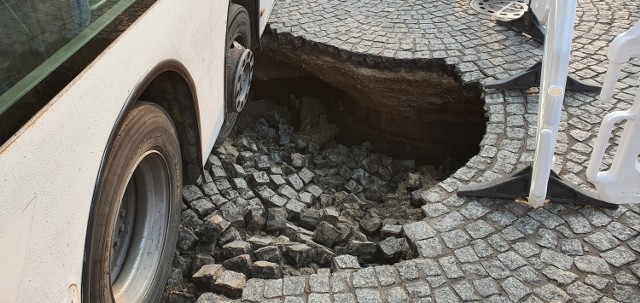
231,41,254,113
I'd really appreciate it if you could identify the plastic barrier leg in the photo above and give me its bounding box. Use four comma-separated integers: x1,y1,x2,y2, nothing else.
457,165,618,209
496,6,546,44
489,0,601,91
484,61,601,91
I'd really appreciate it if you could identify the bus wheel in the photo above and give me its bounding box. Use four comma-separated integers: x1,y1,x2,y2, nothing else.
215,3,253,146
84,102,181,303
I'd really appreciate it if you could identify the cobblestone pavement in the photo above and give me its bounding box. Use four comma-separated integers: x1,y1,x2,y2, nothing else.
228,0,640,302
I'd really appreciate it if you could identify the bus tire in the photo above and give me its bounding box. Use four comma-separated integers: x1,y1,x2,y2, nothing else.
215,3,252,146
84,102,182,303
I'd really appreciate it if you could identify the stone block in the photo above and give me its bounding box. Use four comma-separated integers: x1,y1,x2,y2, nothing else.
213,270,246,299
192,264,225,291
332,255,361,271
254,246,283,263
266,207,287,231
313,221,341,247
222,254,252,276
252,261,283,279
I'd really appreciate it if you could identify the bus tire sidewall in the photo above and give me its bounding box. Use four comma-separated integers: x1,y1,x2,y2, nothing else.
84,102,182,303
215,3,252,147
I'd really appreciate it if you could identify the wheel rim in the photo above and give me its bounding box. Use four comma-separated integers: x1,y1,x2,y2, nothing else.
110,184,136,283
231,41,253,113
110,151,170,302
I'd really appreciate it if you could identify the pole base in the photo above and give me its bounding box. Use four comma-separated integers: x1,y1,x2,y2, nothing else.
457,165,618,209
484,62,602,91
496,8,546,44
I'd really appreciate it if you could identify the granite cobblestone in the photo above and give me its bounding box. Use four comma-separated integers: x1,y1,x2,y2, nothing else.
168,0,640,301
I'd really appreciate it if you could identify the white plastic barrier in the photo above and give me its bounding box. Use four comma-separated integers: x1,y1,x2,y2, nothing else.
586,21,640,204
528,0,577,208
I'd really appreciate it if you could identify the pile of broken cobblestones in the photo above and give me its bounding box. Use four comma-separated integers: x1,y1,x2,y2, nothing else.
163,99,451,301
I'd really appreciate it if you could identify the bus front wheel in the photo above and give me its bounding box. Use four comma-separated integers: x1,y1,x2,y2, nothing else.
84,102,182,303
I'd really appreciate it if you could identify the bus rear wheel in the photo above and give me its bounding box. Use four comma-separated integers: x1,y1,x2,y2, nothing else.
215,3,253,146
84,102,182,303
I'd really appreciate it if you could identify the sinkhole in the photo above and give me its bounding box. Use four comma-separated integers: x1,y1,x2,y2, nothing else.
164,38,493,301
250,47,488,173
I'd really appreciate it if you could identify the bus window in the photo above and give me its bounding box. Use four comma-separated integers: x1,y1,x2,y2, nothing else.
0,0,149,145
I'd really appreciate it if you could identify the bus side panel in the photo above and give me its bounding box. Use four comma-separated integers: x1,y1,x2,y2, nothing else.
259,0,276,35
0,0,227,301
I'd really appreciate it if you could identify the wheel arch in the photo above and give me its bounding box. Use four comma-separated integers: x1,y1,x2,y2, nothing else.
137,63,203,185
83,59,203,300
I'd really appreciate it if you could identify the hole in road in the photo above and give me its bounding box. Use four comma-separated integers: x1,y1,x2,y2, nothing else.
229,51,486,265
251,58,487,171
166,41,489,301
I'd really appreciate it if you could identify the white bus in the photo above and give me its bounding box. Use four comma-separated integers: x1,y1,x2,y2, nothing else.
0,0,274,302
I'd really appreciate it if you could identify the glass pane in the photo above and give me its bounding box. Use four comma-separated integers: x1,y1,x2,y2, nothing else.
0,0,130,107
0,0,140,144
